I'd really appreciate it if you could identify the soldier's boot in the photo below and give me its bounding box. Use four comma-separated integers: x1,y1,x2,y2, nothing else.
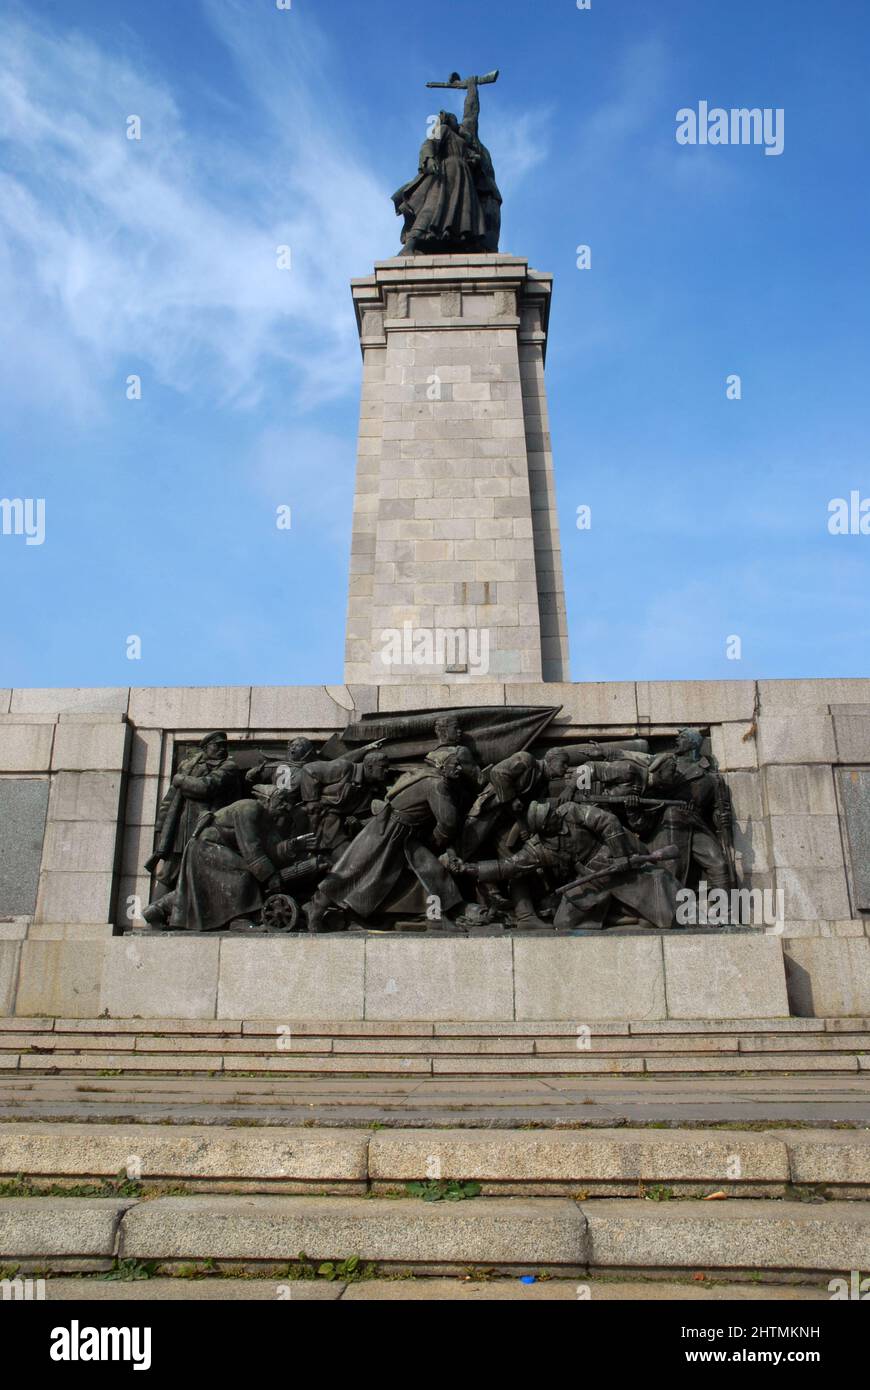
509,882,551,932
425,906,467,934
303,890,331,935
143,894,174,930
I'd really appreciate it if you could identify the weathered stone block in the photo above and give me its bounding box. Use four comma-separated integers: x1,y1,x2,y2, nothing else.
248,686,378,729
51,722,130,773
663,936,789,1019
128,729,163,777
10,688,129,715
759,679,870,712
769,816,845,870
837,767,870,912
101,938,220,1020
831,705,870,762
217,939,365,1021
776,867,852,921
784,939,870,1016
48,771,124,822
763,765,838,816
733,819,770,875
0,1197,132,1263
0,1123,369,1187
506,682,636,727
637,681,756,725
514,938,666,1022
365,939,514,1021
0,942,20,1013
783,1131,870,1188
369,1128,788,1188
41,820,119,874
34,872,115,926
26,923,115,941
15,941,106,1017
127,687,251,730
725,770,764,822
119,1194,586,1268
756,714,836,765
123,776,160,828
710,722,758,770
0,779,48,916
0,722,53,773
376,684,507,711
583,1198,870,1272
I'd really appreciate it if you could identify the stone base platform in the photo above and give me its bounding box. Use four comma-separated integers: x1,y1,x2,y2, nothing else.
1,678,869,1027
2,932,794,1023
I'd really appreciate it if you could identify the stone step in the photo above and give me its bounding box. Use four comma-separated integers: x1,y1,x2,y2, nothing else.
25,1276,833,1301
4,1048,867,1078
5,1031,868,1056
3,1050,865,1078
2,1123,869,1196
3,1193,869,1276
3,1074,869,1129
3,1016,866,1037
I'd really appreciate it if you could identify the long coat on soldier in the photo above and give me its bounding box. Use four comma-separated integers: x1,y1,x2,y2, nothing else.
148,747,242,886
317,769,464,921
166,798,295,932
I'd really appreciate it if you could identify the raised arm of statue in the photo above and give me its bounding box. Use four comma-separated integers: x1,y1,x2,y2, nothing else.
461,77,480,142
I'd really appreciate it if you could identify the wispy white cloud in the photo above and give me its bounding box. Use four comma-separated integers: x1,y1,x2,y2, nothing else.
0,4,394,418
0,4,557,423
486,106,553,195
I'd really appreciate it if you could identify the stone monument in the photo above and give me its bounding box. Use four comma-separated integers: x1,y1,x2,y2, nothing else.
0,70,868,1023
345,70,569,685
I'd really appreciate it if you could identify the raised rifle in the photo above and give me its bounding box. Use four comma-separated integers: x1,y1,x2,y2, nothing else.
556,844,681,898
713,777,739,892
577,793,688,809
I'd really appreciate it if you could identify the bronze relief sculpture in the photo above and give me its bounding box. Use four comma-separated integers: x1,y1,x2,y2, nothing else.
141,712,738,935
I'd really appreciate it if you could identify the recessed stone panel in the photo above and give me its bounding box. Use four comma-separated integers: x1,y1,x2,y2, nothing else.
0,778,49,916
836,768,870,912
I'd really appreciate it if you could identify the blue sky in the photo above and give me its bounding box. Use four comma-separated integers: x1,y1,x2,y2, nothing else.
1,0,868,688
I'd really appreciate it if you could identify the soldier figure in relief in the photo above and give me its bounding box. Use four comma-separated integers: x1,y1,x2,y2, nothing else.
145,732,242,890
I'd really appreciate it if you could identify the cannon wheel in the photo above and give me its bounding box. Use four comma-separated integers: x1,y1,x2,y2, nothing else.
262,893,300,932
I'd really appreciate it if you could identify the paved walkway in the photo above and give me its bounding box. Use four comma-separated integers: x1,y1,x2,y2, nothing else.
2,1073,869,1127
34,1276,831,1301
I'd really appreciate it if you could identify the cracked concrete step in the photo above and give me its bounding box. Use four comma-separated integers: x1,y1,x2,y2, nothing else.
0,1198,133,1272
34,1276,832,1301
3,1123,870,1196
4,1194,869,1275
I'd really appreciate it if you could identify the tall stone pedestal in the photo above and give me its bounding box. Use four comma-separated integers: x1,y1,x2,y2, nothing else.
344,255,570,685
